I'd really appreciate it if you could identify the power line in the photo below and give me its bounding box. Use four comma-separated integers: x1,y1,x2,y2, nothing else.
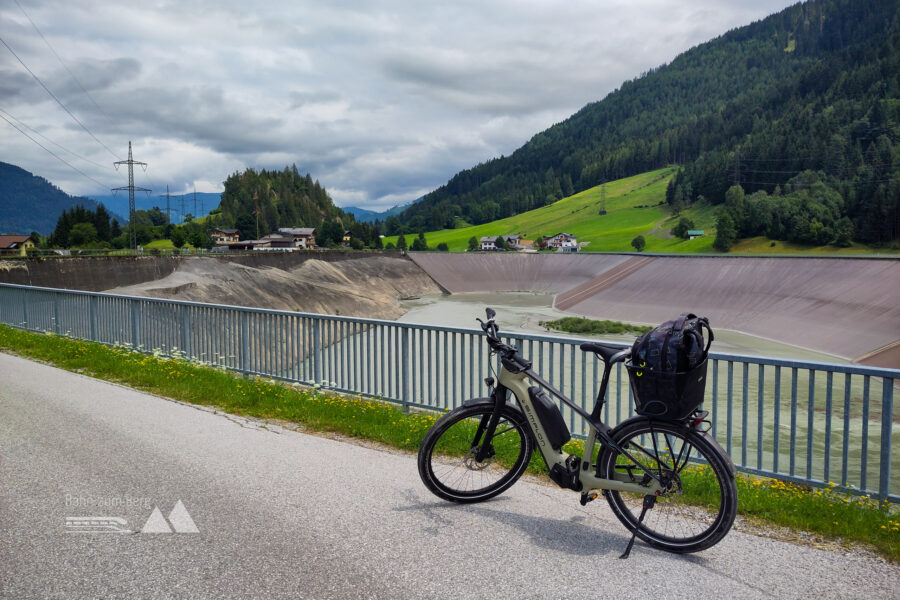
0,34,120,161
0,111,108,189
0,107,111,171
13,0,111,123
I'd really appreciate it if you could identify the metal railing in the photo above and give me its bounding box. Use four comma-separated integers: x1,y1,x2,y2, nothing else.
0,282,896,502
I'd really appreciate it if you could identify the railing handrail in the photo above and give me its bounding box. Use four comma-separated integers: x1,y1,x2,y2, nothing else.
0,281,896,501
1,281,897,379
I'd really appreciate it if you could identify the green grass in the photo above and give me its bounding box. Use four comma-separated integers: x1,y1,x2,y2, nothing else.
144,239,199,251
0,323,896,560
144,239,176,250
385,168,680,251
539,317,652,336
729,237,898,255
385,168,898,255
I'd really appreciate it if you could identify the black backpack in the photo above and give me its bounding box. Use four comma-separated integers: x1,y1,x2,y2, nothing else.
631,313,712,375
627,314,713,420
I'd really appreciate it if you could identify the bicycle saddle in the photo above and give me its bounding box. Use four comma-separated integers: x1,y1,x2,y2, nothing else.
579,342,626,363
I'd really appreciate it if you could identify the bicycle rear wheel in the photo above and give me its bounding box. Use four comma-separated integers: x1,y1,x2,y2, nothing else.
598,418,737,553
418,402,533,503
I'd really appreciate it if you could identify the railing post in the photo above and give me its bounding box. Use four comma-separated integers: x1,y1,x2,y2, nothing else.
402,326,410,413
181,304,190,358
131,300,141,349
879,378,894,501
313,318,322,385
89,296,98,340
240,311,249,375
53,292,61,335
21,288,29,330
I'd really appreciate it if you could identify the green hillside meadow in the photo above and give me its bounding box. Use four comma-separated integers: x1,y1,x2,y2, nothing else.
385,168,895,254
385,168,717,252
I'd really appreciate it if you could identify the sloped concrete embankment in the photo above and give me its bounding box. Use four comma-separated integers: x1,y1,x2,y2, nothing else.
409,253,900,367
408,253,633,293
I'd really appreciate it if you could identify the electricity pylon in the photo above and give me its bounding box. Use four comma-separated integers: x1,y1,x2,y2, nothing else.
112,141,150,249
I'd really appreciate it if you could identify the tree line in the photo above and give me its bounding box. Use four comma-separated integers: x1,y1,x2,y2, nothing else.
44,165,387,251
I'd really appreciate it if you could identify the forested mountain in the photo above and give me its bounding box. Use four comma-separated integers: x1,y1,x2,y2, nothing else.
214,165,381,247
391,0,899,246
0,162,107,235
215,165,349,237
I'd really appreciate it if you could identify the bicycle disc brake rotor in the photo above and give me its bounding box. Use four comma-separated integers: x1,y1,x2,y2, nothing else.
463,447,492,470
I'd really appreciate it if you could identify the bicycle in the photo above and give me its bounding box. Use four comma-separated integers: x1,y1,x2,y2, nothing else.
417,308,737,557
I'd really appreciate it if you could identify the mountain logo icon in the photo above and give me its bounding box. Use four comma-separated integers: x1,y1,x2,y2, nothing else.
140,500,199,534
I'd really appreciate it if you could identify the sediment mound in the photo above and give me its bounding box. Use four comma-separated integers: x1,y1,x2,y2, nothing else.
105,255,442,320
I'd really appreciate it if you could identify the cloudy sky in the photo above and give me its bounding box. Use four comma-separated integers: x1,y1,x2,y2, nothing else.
2,0,798,211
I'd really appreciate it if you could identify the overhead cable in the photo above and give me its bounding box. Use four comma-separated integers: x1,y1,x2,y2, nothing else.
0,34,121,161
0,111,108,189
13,0,112,123
0,107,111,171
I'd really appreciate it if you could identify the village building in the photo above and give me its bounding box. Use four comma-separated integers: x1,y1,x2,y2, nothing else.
276,227,317,249
542,232,578,253
209,228,240,245
0,234,38,257
480,234,522,251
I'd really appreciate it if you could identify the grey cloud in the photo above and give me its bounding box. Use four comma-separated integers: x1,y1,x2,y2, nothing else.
288,89,343,109
66,57,141,94
0,0,801,205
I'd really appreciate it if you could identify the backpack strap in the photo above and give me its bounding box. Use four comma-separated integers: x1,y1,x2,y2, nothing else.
662,315,693,371
697,316,714,356
673,313,697,332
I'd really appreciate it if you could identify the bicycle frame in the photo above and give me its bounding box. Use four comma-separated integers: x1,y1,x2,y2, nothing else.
496,363,665,496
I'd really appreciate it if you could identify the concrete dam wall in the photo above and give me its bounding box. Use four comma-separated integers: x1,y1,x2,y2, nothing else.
409,253,900,367
1,252,898,367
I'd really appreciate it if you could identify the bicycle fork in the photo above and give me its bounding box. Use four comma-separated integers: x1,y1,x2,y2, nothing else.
472,382,508,462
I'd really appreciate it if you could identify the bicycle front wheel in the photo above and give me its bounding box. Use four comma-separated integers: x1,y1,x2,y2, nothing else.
598,418,737,553
418,402,534,503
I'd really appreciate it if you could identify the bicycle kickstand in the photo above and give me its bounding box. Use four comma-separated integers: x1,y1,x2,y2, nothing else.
619,495,657,559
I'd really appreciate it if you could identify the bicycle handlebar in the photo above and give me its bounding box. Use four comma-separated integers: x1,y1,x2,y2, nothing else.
479,308,532,372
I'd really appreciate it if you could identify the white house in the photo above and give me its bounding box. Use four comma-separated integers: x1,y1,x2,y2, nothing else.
480,235,521,251
543,232,578,253
276,227,317,249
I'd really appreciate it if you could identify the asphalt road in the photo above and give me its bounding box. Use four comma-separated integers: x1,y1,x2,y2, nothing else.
1,352,896,599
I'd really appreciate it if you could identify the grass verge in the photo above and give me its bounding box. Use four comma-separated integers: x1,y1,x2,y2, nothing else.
1,324,896,560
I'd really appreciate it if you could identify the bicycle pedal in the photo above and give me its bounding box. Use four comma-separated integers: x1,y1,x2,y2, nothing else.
579,491,599,506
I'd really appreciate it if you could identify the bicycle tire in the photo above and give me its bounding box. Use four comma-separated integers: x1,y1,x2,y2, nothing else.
598,418,737,553
418,402,534,503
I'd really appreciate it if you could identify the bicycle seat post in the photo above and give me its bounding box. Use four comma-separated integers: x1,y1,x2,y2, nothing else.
579,343,630,424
